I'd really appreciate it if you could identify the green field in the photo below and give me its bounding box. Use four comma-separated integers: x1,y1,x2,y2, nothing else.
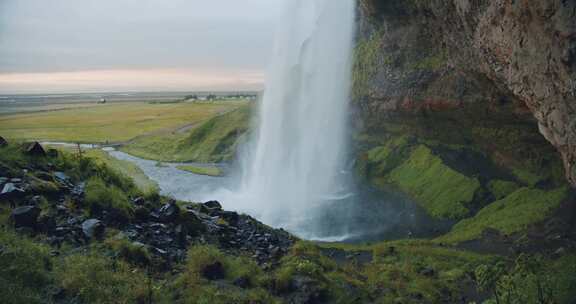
0,101,246,143
176,165,223,177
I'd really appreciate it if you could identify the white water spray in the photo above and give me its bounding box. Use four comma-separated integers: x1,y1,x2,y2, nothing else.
219,0,356,239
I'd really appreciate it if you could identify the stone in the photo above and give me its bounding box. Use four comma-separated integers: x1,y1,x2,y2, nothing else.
419,267,436,277
1,183,25,198
179,210,206,234
158,200,180,223
203,200,222,210
201,261,225,280
82,219,105,239
11,206,41,228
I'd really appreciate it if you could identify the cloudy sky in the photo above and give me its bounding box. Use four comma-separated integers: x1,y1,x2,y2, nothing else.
0,0,284,93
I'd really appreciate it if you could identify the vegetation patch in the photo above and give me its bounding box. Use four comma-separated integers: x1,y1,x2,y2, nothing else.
387,145,481,219
85,176,134,221
487,180,520,200
438,187,569,243
0,101,239,143
177,165,222,177
122,104,251,163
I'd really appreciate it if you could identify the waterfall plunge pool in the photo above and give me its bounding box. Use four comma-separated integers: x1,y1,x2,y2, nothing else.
106,148,453,243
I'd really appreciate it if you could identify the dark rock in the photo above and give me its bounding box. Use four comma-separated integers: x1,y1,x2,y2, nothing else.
203,200,222,210
82,219,105,239
54,172,69,182
220,211,240,225
132,197,145,206
233,276,251,288
419,267,436,277
158,200,180,223
201,261,225,280
1,183,25,198
179,210,206,234
287,276,326,304
134,206,150,222
24,142,46,157
11,206,41,228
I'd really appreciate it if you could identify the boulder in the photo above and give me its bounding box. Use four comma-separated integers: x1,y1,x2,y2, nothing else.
158,200,180,223
203,200,222,210
201,261,225,280
1,183,25,199
11,206,41,228
82,219,105,239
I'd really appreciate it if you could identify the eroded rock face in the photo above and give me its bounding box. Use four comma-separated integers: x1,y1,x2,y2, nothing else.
356,0,576,186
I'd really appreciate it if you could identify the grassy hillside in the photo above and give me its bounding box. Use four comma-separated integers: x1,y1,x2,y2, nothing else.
121,104,252,162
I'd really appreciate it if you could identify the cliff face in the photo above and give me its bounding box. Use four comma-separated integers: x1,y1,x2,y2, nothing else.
355,0,576,186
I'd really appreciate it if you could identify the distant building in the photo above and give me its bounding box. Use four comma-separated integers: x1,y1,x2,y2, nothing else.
98,98,107,104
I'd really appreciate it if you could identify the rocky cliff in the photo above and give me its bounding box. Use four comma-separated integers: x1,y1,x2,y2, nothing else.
355,0,576,186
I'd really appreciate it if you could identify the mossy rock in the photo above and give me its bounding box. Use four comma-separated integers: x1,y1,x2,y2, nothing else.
487,180,520,200
437,187,570,244
387,145,481,219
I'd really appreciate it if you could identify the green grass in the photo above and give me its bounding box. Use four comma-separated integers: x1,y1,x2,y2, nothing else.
0,101,243,143
488,180,520,200
438,187,570,243
122,104,251,162
387,145,481,219
84,176,134,221
0,229,53,304
177,165,222,177
85,149,159,192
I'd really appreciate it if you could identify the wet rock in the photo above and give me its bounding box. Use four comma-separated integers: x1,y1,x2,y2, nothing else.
134,206,151,222
201,261,225,280
220,211,240,225
1,183,25,199
53,172,69,183
158,200,180,223
132,197,145,206
82,219,105,239
71,182,85,198
11,206,41,228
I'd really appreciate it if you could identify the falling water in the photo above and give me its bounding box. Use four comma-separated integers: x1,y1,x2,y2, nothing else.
222,0,357,239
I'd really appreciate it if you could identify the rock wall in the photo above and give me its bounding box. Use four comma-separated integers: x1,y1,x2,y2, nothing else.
355,0,576,186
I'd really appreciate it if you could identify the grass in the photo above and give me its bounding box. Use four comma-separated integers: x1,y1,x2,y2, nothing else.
488,180,520,200
85,149,159,192
84,176,134,221
122,104,251,162
387,145,481,219
177,165,222,177
438,187,570,243
0,101,244,143
0,229,53,304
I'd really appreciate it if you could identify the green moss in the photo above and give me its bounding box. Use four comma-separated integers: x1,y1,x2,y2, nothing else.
177,165,222,177
387,145,481,219
512,167,544,187
409,48,448,70
488,180,520,200
353,27,384,99
438,187,569,243
366,135,414,177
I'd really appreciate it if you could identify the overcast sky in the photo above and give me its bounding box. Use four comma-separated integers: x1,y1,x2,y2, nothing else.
0,0,284,93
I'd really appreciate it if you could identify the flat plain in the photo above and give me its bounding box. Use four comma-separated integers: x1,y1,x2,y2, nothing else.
0,101,245,143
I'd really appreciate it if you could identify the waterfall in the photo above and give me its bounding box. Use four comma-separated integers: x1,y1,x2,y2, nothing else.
219,0,356,239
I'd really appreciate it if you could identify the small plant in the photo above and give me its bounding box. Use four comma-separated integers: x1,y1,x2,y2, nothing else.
84,177,134,221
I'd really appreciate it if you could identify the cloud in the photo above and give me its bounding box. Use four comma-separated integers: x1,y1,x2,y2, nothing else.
0,0,284,92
